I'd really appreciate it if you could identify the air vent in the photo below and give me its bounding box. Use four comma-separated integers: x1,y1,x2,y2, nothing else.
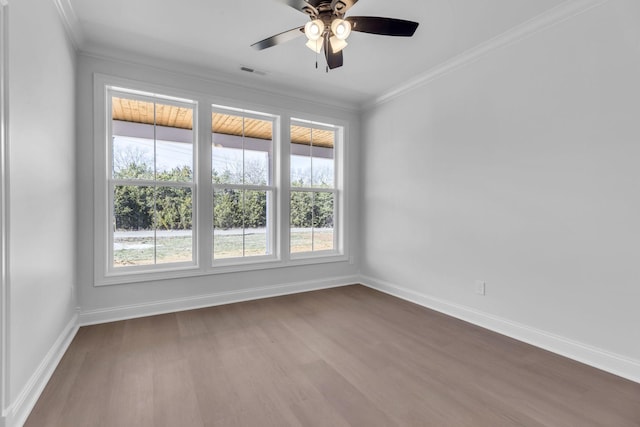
240,66,267,76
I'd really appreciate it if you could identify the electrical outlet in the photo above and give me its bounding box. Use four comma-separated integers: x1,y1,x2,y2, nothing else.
348,256,354,265
475,280,486,296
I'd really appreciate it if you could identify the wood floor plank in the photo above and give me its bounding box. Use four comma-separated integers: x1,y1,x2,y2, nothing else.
301,359,398,427
104,350,155,427
25,285,640,427
55,348,116,427
22,345,88,427
153,358,204,427
288,397,351,427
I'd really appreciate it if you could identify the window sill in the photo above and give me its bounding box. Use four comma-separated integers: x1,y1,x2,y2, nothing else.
94,253,349,286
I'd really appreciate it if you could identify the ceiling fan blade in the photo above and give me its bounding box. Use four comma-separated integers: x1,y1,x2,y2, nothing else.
280,0,319,16
330,0,358,14
324,36,344,69
251,26,305,50
347,16,419,37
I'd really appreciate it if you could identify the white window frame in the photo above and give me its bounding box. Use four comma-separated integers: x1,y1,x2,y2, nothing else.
289,118,343,259
211,105,279,267
101,86,199,282
93,74,348,286
108,88,198,273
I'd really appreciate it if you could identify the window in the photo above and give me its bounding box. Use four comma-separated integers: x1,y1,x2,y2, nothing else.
95,78,346,285
108,89,196,271
290,120,338,255
212,107,276,262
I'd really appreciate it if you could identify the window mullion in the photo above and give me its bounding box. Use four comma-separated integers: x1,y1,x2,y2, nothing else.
153,101,158,265
280,116,291,259
242,116,246,257
199,99,211,269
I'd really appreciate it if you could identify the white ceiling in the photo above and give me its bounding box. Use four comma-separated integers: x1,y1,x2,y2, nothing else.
68,0,566,105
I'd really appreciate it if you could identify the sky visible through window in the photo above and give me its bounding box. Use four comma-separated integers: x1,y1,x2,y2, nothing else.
113,136,333,182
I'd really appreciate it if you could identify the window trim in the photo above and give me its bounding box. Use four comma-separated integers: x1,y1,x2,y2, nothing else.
93,74,349,286
289,118,344,259
106,88,198,275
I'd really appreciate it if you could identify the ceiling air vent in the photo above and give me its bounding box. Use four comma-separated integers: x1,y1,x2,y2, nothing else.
240,66,267,76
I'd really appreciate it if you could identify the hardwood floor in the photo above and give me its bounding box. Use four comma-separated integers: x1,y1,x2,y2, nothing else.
26,285,640,426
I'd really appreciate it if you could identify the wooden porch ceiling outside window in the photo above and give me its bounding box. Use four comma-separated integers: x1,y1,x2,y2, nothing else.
112,97,334,148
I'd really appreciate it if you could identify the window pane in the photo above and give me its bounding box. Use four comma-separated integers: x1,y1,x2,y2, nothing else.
155,102,194,182
313,192,334,251
311,144,334,188
290,125,335,188
243,118,272,185
112,97,194,182
156,138,193,182
212,145,243,185
156,105,193,183
213,188,244,259
290,191,313,253
290,191,334,254
291,126,311,187
113,185,193,267
113,185,155,266
154,186,193,264
112,97,155,180
212,113,272,185
213,189,270,260
212,113,244,185
243,190,268,256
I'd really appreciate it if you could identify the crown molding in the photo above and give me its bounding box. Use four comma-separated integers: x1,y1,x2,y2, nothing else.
78,48,361,114
365,0,611,110
51,0,83,50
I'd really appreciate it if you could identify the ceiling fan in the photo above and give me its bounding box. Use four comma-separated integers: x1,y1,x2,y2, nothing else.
251,0,419,70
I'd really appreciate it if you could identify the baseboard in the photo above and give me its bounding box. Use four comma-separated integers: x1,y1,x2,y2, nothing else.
360,275,640,384
6,313,79,427
79,275,359,326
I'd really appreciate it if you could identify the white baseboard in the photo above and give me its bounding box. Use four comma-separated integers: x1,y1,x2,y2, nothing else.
6,313,79,427
360,275,640,384
79,275,359,326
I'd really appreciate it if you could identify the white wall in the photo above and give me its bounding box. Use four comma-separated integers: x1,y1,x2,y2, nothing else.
5,0,77,423
361,0,640,376
76,53,361,319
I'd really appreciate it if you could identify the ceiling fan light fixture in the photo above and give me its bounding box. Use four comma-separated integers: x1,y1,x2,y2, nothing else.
304,20,324,41
330,19,351,40
251,2,420,71
305,38,324,53
329,36,348,53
